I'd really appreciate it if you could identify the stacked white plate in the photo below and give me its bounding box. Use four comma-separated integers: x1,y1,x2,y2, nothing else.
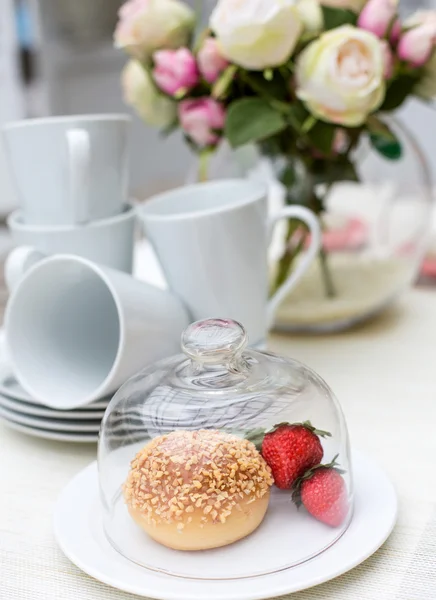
0,361,109,443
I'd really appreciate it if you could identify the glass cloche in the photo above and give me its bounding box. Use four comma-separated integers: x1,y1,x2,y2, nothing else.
98,318,353,579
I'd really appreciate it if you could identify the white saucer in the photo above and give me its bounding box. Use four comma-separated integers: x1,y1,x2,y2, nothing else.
0,404,101,432
2,418,99,443
0,361,111,409
0,360,33,401
0,393,106,420
54,450,397,599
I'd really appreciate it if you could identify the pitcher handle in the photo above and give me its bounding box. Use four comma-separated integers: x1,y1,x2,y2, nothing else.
267,206,321,327
66,129,90,224
5,246,46,292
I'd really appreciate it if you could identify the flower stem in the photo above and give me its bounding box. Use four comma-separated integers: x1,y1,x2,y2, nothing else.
271,157,341,300
270,219,305,296
318,246,336,298
198,147,214,182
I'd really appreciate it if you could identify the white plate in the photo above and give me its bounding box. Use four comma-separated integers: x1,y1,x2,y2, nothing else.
2,417,99,443
54,450,397,599
0,361,111,409
0,404,101,432
0,393,106,420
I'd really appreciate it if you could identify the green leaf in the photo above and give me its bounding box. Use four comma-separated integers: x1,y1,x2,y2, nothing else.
301,115,317,134
225,98,287,148
370,133,402,160
279,163,297,189
337,160,359,182
381,75,419,111
367,115,402,160
321,6,358,30
307,121,336,155
212,64,237,99
242,71,289,102
287,103,310,132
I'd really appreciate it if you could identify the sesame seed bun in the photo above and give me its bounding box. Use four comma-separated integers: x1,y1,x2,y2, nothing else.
124,429,273,551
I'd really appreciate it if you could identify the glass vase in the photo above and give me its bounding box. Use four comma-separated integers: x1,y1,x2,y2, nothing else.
270,116,433,333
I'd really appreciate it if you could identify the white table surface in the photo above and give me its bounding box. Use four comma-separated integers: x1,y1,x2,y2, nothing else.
1,287,436,600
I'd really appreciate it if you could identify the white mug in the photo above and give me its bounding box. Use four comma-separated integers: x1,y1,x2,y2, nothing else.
4,249,190,410
139,179,321,346
2,114,130,225
7,204,136,273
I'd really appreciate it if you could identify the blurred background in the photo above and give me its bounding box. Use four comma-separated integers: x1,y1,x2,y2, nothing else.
1,0,435,215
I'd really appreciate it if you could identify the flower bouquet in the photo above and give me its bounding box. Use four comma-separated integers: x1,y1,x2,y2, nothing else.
115,0,434,331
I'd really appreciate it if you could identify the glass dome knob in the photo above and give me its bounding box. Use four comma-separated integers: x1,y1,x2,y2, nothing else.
181,318,248,363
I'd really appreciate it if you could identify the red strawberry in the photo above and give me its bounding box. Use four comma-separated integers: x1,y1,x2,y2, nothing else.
260,422,329,490
292,458,349,527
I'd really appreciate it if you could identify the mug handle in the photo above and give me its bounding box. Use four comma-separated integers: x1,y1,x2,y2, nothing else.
266,206,321,327
5,246,46,293
66,129,91,224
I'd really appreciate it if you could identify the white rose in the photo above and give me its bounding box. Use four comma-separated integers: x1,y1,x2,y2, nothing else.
321,0,367,11
296,25,386,126
297,0,323,32
122,60,177,127
210,0,303,70
114,0,195,61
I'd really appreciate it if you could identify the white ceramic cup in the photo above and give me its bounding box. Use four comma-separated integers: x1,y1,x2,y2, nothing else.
4,249,190,409
139,179,321,346
2,114,130,225
7,204,136,273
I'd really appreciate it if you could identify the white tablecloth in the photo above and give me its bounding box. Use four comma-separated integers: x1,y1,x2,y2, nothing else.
2,289,436,600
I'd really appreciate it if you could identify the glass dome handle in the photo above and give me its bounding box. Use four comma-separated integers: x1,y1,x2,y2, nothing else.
181,318,248,364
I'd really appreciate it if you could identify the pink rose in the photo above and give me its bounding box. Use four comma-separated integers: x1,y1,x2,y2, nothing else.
153,48,199,97
358,0,400,40
197,38,229,84
304,217,368,252
398,11,436,67
178,98,226,146
322,218,368,252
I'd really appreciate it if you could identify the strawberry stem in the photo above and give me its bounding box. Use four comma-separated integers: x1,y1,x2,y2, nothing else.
301,420,332,439
244,420,332,451
271,421,332,438
243,428,265,451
